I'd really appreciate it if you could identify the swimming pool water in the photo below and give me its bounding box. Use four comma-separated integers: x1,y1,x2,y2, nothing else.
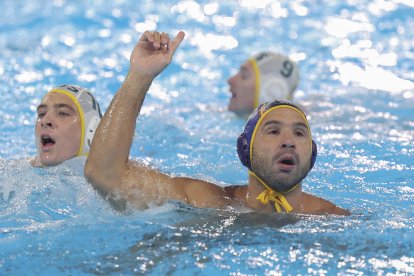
1,0,413,274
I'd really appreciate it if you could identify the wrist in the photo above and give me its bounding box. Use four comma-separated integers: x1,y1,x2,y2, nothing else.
128,66,151,77
125,68,154,86
118,69,154,100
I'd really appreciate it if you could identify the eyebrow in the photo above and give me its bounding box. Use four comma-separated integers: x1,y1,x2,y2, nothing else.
261,120,309,130
37,103,77,113
36,104,47,111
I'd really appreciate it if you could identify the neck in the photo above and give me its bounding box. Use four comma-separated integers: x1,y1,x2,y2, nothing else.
246,172,303,213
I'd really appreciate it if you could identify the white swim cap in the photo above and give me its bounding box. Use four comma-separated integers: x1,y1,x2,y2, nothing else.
249,52,299,108
46,84,102,156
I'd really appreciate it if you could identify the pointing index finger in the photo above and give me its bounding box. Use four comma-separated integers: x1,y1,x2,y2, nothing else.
167,31,185,55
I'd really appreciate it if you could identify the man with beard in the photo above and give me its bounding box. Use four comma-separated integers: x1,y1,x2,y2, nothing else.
233,100,350,214
85,30,350,216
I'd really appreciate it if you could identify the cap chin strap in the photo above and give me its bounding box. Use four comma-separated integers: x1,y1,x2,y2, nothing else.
249,171,297,213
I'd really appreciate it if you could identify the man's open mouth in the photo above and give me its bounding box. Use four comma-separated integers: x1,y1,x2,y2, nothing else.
277,155,296,170
41,135,56,147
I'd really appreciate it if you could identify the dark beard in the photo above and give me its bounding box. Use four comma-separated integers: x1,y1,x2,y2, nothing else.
252,150,310,193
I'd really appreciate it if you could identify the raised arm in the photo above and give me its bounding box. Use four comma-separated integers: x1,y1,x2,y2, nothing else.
85,31,230,210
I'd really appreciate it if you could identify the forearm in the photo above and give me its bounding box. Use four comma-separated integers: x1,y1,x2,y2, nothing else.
85,30,185,207
85,70,153,191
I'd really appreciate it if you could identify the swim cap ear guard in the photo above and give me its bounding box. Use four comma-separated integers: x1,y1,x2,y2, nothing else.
250,52,300,108
237,100,317,172
47,84,102,156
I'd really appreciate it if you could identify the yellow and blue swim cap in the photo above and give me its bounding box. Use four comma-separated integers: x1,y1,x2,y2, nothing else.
249,52,299,108
237,99,317,172
46,84,102,156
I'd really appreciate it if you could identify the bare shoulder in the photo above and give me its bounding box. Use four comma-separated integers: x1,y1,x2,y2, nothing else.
92,158,242,211
224,185,247,200
124,162,233,209
303,193,351,216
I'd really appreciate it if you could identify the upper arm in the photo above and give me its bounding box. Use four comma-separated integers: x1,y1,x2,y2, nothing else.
303,193,351,216
327,204,351,216
173,177,231,209
317,197,351,216
90,160,230,210
85,157,158,206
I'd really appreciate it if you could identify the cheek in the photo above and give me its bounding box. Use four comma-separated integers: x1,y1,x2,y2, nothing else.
252,137,270,156
66,123,82,154
73,122,82,140
299,142,312,161
244,79,256,99
248,78,256,92
65,120,82,141
236,84,255,106
34,120,41,135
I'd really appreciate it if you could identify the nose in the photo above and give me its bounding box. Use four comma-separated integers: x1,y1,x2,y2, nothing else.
280,131,295,150
40,114,54,129
281,143,295,149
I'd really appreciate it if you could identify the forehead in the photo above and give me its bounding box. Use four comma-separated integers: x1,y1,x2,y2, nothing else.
261,107,308,126
240,60,254,72
40,92,76,108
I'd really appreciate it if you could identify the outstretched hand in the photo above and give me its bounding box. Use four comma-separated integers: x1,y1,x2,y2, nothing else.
129,31,185,78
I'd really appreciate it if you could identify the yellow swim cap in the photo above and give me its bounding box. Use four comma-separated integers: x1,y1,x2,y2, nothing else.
249,52,300,108
46,84,102,156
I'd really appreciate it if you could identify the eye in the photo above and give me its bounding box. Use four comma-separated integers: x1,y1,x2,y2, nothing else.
58,111,70,117
37,112,46,118
240,68,249,80
268,129,280,135
294,129,306,137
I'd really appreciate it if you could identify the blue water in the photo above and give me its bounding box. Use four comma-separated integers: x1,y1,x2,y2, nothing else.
1,0,413,274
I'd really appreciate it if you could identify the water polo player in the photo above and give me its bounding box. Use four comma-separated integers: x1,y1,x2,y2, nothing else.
228,51,300,115
31,84,102,167
85,30,350,215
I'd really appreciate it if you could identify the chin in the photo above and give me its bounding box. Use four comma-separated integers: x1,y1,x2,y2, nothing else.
39,155,61,167
233,109,252,118
40,160,60,167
